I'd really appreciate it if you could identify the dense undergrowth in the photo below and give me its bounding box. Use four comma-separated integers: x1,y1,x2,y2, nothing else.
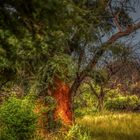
0,96,37,140
0,95,140,140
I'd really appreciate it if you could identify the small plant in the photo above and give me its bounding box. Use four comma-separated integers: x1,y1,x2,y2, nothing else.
65,124,91,140
0,96,37,140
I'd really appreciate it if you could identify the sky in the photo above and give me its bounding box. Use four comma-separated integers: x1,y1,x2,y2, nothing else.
131,3,140,43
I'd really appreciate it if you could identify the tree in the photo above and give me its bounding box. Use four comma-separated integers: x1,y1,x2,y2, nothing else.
69,0,140,113
107,59,140,97
83,55,124,111
0,0,140,125
0,0,74,124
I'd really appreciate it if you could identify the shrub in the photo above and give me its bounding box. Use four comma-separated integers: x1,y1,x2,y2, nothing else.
74,90,97,117
65,124,91,140
105,95,139,111
0,96,37,140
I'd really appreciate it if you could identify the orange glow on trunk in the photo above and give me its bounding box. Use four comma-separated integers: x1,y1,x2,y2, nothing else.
53,79,72,125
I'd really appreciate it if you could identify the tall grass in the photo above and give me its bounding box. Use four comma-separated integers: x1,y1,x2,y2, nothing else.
34,112,140,140
78,113,140,140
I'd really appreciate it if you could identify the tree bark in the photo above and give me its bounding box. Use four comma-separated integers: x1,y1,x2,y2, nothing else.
52,78,72,125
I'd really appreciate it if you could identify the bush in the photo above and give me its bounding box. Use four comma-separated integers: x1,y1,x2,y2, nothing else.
74,90,97,117
105,95,139,111
0,96,37,140
64,124,91,140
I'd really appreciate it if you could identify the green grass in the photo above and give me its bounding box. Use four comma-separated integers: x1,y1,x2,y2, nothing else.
77,112,140,140
41,112,140,140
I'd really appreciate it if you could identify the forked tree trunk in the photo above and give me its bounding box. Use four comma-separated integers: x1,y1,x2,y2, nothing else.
52,74,85,125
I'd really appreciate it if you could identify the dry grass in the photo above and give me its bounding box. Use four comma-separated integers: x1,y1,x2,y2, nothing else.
34,112,140,140
78,112,140,140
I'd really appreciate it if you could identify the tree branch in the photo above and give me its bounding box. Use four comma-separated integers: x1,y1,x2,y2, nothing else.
70,21,140,96
108,0,122,32
86,81,99,98
107,22,140,44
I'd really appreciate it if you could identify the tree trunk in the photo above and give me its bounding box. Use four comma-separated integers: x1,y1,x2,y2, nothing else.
98,96,104,111
52,78,72,125
98,89,105,111
52,74,85,125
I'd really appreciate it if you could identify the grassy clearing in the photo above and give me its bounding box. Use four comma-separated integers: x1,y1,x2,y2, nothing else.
78,112,140,140
42,112,140,140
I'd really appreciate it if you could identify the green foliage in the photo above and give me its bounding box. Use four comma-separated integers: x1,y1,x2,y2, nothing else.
89,69,108,85
0,96,37,140
65,124,91,140
106,88,121,99
75,82,140,114
0,0,137,96
44,96,62,132
45,124,92,140
109,43,131,59
105,95,140,111
38,54,76,90
0,0,79,94
74,87,98,117
74,84,120,116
